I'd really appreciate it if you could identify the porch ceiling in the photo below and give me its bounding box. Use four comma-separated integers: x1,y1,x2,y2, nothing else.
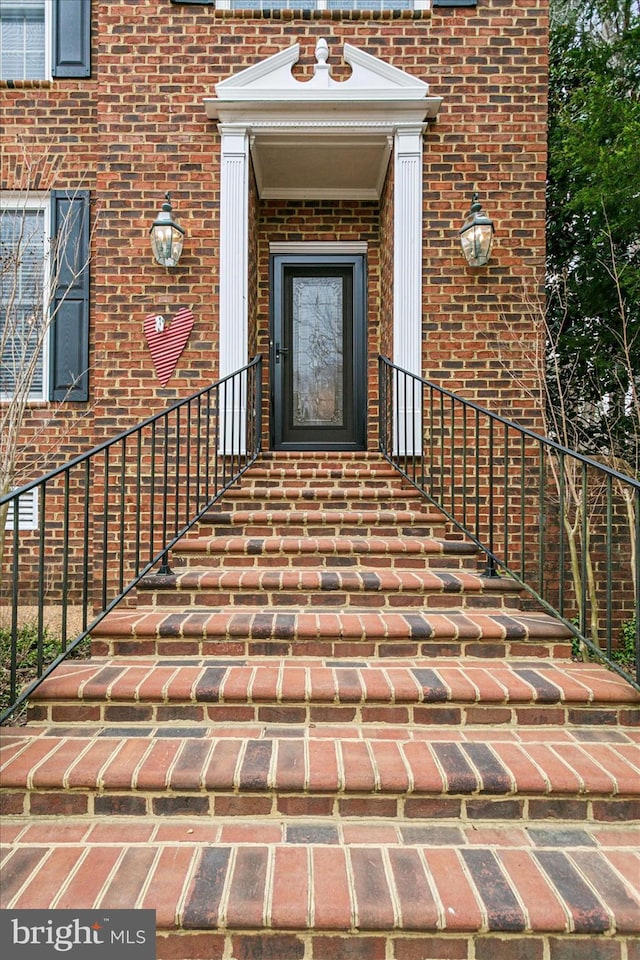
249,129,394,201
204,40,442,200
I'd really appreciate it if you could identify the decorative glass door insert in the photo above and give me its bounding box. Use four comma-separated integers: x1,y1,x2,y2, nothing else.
271,255,366,450
292,275,344,428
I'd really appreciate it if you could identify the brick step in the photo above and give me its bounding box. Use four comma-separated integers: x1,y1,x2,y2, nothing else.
238,463,399,480
199,506,448,538
234,475,402,489
171,534,480,570
88,608,574,659
2,723,639,821
6,451,639,957
134,566,525,610
24,657,640,727
3,817,639,944
215,485,429,510
259,450,395,462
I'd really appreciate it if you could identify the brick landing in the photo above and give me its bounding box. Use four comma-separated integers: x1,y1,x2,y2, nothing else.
1,452,639,958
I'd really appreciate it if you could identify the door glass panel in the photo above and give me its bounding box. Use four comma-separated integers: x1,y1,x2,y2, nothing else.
292,275,344,427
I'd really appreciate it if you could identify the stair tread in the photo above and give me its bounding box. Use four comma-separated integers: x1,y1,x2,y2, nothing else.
174,534,478,554
25,656,640,707
3,724,639,796
92,607,572,638
138,567,520,593
2,819,639,934
205,507,445,521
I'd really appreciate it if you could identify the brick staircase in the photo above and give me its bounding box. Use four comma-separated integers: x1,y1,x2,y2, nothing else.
1,452,639,960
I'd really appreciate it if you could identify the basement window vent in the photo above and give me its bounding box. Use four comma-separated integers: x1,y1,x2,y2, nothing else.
4,489,38,531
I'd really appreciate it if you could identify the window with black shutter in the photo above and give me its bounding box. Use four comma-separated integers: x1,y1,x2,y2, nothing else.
0,0,91,81
49,191,90,403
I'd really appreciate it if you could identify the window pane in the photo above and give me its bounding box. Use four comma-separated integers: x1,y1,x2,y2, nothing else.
0,1,46,81
0,206,46,398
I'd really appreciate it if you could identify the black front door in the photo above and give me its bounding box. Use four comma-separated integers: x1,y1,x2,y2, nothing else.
271,255,366,450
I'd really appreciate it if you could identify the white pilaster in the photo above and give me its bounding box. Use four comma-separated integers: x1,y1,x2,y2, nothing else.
219,125,249,376
393,125,424,454
218,125,250,452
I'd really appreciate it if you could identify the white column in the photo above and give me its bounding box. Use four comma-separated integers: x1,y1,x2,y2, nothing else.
218,125,249,453
393,125,424,455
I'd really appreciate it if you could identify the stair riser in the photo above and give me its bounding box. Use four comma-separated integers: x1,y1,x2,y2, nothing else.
234,479,404,489
90,637,574,660
25,700,636,727
201,523,447,537
215,504,439,520
135,591,522,610
4,789,637,824
151,933,640,960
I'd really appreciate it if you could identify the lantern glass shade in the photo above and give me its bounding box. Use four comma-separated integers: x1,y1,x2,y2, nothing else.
150,194,185,268
459,193,494,267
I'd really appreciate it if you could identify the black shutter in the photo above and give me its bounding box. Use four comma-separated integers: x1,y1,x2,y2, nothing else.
49,191,90,402
52,0,91,78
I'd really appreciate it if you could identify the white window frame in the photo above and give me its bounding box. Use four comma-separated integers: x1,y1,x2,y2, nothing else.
0,0,51,82
0,191,51,403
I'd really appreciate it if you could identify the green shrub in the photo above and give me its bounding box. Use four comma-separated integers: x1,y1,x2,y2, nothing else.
613,615,637,674
569,615,637,676
0,622,86,718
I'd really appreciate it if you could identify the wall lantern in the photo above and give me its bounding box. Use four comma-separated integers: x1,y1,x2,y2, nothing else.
459,191,494,267
150,193,185,268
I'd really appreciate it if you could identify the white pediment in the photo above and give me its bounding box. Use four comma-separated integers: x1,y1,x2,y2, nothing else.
204,40,442,199
212,39,433,102
206,39,441,119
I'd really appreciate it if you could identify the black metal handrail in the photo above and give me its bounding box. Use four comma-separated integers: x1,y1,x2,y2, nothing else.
0,356,263,722
379,355,640,691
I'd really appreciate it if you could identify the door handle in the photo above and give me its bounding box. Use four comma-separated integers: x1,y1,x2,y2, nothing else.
275,342,289,364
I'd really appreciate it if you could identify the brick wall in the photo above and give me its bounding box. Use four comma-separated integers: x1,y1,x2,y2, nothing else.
1,82,99,483
1,0,549,607
2,0,548,461
422,0,548,425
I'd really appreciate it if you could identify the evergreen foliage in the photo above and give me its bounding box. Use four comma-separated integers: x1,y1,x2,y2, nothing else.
547,0,640,468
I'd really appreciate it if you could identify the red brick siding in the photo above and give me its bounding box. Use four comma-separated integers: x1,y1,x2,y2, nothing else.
1,0,549,605
2,0,548,458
